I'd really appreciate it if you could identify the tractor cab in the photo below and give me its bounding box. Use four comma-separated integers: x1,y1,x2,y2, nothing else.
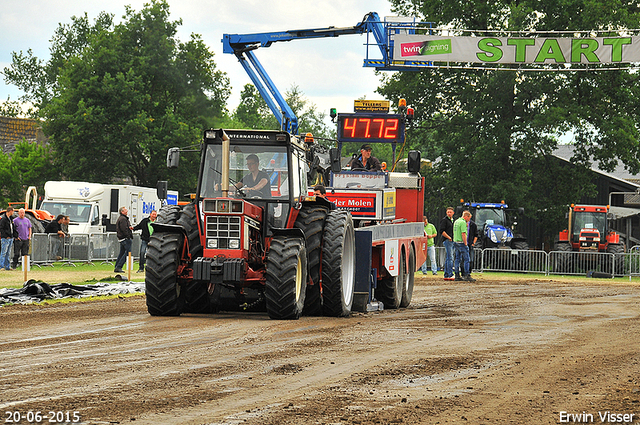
197,129,309,239
559,205,614,252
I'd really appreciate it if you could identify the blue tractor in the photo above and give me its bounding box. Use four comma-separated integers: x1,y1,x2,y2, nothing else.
458,202,529,270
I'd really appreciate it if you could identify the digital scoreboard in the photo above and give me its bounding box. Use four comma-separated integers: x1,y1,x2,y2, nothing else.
337,113,405,143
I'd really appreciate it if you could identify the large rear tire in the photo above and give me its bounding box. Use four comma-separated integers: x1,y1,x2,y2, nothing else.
512,240,529,272
145,232,184,316
376,249,405,309
294,205,328,316
607,243,625,276
400,246,415,308
321,210,356,317
26,214,45,234
265,236,307,320
554,242,572,273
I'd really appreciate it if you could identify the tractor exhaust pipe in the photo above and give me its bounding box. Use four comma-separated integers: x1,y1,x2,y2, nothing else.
221,130,231,197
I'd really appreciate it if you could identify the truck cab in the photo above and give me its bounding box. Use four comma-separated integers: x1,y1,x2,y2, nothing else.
39,200,104,234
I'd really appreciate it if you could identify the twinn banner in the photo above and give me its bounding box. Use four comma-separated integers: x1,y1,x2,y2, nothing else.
394,34,640,65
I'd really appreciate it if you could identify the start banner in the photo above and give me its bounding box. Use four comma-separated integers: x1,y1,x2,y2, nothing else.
394,34,640,65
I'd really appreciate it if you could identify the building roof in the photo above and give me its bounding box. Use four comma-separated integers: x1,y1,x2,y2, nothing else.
553,145,640,189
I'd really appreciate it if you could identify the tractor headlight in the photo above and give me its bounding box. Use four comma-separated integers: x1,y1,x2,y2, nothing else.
489,229,498,243
207,239,218,249
229,239,240,249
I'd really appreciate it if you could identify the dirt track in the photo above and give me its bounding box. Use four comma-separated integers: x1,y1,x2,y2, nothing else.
1,275,640,425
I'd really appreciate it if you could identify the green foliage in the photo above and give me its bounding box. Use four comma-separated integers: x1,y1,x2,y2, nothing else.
0,97,35,118
233,84,336,144
383,0,640,236
0,141,58,207
4,1,230,196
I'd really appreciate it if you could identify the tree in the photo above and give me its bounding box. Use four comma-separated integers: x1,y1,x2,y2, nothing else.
233,84,336,144
3,1,230,195
380,0,640,232
0,141,59,207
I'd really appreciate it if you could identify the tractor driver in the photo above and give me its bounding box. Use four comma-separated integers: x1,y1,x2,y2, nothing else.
350,143,382,172
233,154,271,198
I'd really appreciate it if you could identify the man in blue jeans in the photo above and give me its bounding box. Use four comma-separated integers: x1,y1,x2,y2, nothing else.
133,210,157,273
114,206,133,273
453,210,476,282
0,207,15,270
439,207,455,281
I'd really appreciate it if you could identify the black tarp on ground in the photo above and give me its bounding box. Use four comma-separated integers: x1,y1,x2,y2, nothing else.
0,279,145,305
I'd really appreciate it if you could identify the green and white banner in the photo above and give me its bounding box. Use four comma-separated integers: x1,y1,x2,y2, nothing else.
394,34,640,65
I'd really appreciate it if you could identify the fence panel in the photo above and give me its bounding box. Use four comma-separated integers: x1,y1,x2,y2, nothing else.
30,232,143,265
548,250,614,276
480,248,547,274
68,234,90,263
31,233,49,265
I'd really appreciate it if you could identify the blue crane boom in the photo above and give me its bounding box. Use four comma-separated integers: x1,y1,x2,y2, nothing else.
222,12,392,135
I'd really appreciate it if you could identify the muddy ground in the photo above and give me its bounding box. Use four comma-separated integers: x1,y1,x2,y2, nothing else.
1,274,640,425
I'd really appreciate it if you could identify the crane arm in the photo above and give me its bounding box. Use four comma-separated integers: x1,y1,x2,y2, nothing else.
222,12,387,135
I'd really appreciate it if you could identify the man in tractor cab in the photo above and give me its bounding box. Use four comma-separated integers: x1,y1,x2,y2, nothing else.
350,144,382,172
233,154,271,198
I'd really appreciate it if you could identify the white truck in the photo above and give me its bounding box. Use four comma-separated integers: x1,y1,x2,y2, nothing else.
41,181,178,234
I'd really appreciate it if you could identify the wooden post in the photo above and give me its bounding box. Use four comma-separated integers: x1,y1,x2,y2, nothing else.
127,252,132,282
22,255,28,282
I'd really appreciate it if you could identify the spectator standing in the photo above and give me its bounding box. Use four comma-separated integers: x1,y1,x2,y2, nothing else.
350,144,382,172
45,214,65,261
453,210,476,282
58,215,70,258
12,208,32,269
0,207,16,270
133,210,157,273
421,216,438,275
467,216,479,275
114,207,134,273
439,207,455,281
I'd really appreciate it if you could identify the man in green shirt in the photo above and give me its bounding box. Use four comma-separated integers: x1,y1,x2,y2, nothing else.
421,217,438,275
453,210,476,282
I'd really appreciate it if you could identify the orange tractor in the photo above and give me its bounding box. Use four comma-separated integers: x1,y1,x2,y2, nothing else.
554,204,625,274
1,186,53,233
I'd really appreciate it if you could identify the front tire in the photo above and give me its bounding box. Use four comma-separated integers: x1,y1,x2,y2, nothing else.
145,232,184,316
177,203,211,314
265,236,307,320
321,210,356,317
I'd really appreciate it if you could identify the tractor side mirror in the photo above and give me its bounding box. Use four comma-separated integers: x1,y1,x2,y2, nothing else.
157,181,168,201
407,150,421,174
518,207,525,215
329,148,341,174
167,147,180,168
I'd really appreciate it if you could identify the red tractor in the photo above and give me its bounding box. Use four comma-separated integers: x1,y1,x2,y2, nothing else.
145,128,426,319
554,204,625,274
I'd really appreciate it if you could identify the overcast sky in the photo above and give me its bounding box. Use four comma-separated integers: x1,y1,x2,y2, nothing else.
0,0,398,122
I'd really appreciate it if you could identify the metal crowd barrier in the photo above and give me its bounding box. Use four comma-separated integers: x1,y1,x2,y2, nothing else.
426,246,634,277
481,248,548,274
547,251,626,276
29,233,141,266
